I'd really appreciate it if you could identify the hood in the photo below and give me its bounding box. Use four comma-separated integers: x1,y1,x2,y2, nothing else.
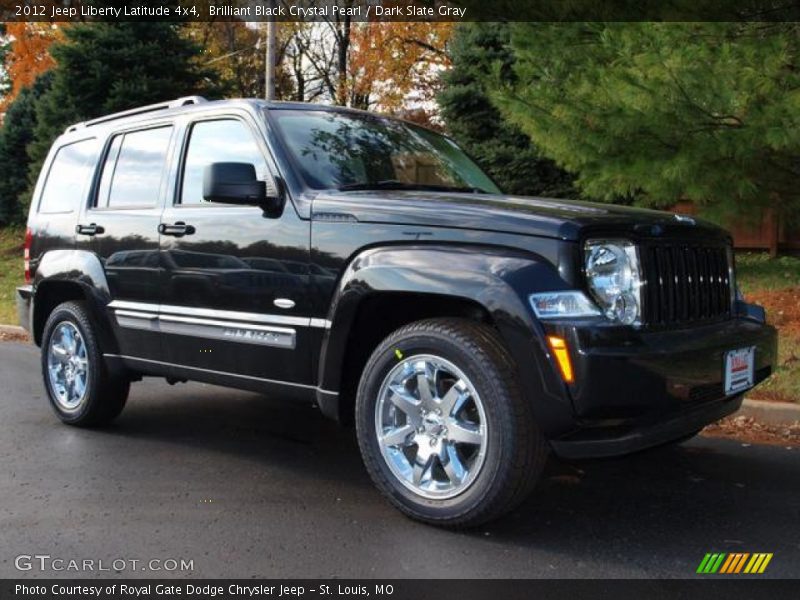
310,191,727,241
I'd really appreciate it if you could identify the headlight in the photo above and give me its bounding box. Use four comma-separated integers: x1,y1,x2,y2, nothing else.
584,239,642,325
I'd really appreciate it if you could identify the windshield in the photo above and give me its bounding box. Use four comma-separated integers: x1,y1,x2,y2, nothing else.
271,109,501,194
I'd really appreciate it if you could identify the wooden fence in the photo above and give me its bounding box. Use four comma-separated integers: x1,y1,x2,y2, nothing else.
672,202,799,257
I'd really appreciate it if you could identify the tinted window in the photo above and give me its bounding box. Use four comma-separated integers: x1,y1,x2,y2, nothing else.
38,139,99,214
271,110,500,194
181,119,269,204
97,127,172,208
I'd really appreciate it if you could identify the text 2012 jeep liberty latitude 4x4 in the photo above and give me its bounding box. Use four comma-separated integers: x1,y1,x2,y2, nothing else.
17,97,777,526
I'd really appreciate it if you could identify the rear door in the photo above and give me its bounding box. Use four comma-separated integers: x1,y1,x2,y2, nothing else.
158,113,313,385
77,124,175,360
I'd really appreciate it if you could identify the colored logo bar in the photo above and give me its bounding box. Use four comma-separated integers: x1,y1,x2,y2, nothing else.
697,553,773,574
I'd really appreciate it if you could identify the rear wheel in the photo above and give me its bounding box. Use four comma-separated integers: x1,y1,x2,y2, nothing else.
355,318,548,527
41,301,128,426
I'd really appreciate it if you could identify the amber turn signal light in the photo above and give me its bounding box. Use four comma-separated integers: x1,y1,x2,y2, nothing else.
547,336,574,383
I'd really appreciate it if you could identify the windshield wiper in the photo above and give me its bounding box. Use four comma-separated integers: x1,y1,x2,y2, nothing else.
336,180,482,193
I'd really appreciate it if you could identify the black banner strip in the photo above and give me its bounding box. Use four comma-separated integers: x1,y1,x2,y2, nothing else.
3,0,800,23
2,579,799,600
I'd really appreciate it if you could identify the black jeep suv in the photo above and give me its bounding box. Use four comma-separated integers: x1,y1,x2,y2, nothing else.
17,97,776,526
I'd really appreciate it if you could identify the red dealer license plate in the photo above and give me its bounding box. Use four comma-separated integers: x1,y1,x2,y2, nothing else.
724,347,755,396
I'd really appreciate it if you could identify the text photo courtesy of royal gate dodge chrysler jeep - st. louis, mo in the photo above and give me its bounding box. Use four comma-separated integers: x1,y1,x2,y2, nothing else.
0,1,798,596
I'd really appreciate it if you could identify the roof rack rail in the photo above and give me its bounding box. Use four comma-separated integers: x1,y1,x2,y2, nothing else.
64,96,207,134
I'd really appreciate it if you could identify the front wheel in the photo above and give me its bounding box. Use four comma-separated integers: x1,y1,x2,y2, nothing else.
355,318,548,527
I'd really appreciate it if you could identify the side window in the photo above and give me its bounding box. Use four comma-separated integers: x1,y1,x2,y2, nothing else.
38,138,99,214
180,119,269,205
96,126,173,209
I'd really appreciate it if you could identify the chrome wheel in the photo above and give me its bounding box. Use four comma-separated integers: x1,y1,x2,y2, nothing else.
46,321,89,413
375,354,488,499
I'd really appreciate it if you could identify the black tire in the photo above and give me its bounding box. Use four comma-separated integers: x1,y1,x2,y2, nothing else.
355,318,548,528
40,300,129,426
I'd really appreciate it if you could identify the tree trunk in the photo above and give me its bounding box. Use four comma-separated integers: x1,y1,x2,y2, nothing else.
336,16,351,106
767,208,779,258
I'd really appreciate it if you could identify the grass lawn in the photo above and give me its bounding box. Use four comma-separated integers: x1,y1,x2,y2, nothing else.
0,226,23,326
0,227,797,402
736,252,800,294
736,252,800,404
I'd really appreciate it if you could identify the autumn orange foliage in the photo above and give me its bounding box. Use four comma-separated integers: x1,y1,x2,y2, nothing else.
1,23,62,111
348,22,453,116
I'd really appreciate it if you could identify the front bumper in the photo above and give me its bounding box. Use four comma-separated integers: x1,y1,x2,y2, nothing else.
16,285,33,333
544,312,777,459
551,392,744,459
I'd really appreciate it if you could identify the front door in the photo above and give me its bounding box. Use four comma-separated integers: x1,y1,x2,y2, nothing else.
78,124,174,361
158,116,313,385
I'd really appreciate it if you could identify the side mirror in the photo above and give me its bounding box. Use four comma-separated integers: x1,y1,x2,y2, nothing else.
203,162,282,217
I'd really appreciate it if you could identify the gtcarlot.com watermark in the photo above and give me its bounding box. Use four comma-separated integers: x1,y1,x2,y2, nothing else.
15,554,194,573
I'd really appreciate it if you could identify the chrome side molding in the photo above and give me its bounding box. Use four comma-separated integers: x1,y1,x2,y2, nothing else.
106,301,336,349
108,300,331,329
159,314,296,349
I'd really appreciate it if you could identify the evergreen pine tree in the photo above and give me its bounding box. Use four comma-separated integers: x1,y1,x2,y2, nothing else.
0,73,52,225
438,23,576,198
493,23,800,221
28,22,218,185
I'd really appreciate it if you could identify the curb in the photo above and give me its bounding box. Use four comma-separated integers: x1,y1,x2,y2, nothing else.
739,398,800,428
0,324,26,336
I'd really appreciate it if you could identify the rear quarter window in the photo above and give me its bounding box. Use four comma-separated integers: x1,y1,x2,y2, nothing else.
38,138,99,214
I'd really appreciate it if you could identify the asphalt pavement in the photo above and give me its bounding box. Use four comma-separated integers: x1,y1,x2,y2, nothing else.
1,341,798,579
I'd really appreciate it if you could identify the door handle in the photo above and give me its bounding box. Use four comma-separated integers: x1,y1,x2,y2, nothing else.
75,223,104,236
158,222,195,237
